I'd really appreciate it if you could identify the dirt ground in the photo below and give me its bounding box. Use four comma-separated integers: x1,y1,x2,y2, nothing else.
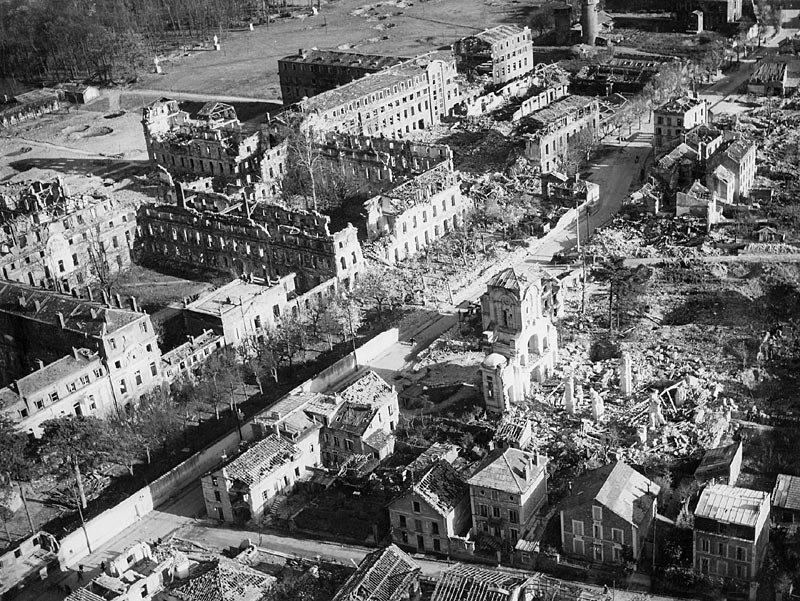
132,0,545,99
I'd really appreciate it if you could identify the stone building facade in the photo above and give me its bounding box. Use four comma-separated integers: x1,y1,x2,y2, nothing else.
0,179,137,293
278,49,408,106
364,161,471,263
453,25,534,86
652,95,708,151
136,196,363,292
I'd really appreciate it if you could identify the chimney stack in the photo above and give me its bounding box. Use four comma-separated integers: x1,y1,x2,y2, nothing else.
35,359,44,370
130,296,138,312
72,347,80,360
56,311,65,329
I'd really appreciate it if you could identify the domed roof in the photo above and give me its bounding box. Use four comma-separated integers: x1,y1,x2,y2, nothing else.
482,353,508,369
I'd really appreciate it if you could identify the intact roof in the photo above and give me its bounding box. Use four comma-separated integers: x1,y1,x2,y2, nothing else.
186,277,289,317
331,544,420,601
559,462,660,526
280,49,408,70
467,448,544,494
223,434,299,487
14,89,59,105
168,558,275,601
694,484,769,527
474,24,527,45
772,474,800,511
14,349,100,400
431,563,531,601
0,281,143,338
695,441,741,479
410,460,468,515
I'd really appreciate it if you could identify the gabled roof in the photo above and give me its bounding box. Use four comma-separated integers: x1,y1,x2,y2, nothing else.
168,558,275,601
559,462,660,527
431,564,532,601
474,25,526,45
772,474,800,511
494,414,530,446
695,441,741,481
223,434,299,487
694,484,769,528
336,370,394,405
408,460,468,516
487,268,523,292
467,448,544,494
331,544,420,601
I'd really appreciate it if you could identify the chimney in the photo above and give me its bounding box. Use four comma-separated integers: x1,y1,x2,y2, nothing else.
101,290,110,306
33,299,41,312
56,311,65,329
35,359,44,370
115,293,122,308
86,287,94,302
299,48,306,58
72,347,79,360
130,296,138,312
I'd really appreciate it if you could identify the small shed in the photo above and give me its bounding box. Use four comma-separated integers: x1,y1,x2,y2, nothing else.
694,440,742,486
60,84,100,104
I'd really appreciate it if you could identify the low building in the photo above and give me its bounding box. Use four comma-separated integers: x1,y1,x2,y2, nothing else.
493,413,532,450
676,180,722,225
468,448,548,544
322,370,399,467
0,89,60,129
0,348,117,437
389,460,471,555
520,95,600,174
542,172,600,207
364,161,471,263
652,95,708,151
453,25,534,85
559,462,660,566
201,433,310,523
695,441,743,486
160,330,224,382
772,474,800,529
59,84,100,104
331,544,421,601
161,557,275,601
693,484,770,584
431,564,532,601
748,57,800,96
706,137,756,202
0,532,59,599
278,49,408,106
184,275,296,347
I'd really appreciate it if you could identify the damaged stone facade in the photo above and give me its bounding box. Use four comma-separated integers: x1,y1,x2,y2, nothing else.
142,99,287,199
364,160,471,263
0,179,137,293
453,25,534,85
136,195,362,292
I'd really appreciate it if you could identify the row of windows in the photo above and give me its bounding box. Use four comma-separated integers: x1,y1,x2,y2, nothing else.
571,518,625,544
698,538,748,561
477,503,520,523
697,557,749,579
399,514,440,535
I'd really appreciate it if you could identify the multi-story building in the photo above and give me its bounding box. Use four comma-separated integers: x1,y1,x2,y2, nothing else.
467,448,548,544
299,52,461,138
0,179,137,293
322,370,399,467
693,484,770,586
364,161,471,263
0,282,161,406
201,433,310,523
652,95,708,151
389,460,471,555
184,275,296,346
278,49,408,106
478,268,560,413
559,462,660,566
331,544,421,601
676,0,742,30
136,196,362,292
142,99,287,198
521,95,600,174
159,329,224,382
453,25,534,85
0,348,116,437
772,474,800,529
706,137,756,202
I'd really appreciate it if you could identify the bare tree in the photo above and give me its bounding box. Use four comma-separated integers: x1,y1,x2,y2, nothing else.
284,116,323,210
86,230,124,297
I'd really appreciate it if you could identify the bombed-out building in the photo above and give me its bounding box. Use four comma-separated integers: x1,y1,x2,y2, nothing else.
0,180,137,293
136,194,362,292
453,25,534,85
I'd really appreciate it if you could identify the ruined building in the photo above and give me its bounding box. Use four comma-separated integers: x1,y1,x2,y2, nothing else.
299,52,461,138
364,160,472,263
142,99,287,199
0,179,137,293
0,281,161,413
278,49,408,106
136,193,362,292
479,268,560,414
453,25,534,85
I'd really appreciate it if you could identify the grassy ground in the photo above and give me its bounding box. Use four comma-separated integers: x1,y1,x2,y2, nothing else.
132,0,547,99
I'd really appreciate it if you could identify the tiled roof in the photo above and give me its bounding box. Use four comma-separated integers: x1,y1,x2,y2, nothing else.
15,349,100,400
169,559,275,601
364,429,393,452
772,474,800,511
0,281,143,338
695,484,769,528
695,441,741,480
331,544,420,601
468,448,544,494
721,138,755,163
64,590,106,601
560,462,660,527
487,268,523,292
405,442,459,476
412,460,468,515
337,370,393,405
431,564,531,601
280,49,407,70
473,25,526,45
223,434,299,487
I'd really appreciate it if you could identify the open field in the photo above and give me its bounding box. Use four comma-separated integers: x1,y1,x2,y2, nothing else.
132,0,545,99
